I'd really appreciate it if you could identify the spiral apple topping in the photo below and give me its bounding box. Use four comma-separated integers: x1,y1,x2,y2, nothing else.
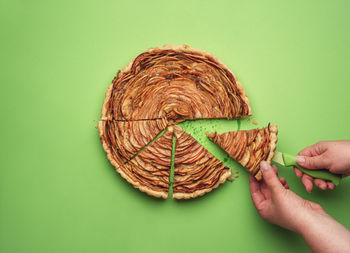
101,45,251,123
207,124,278,181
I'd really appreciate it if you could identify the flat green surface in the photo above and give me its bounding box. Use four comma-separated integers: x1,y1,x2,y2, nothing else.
1,0,350,252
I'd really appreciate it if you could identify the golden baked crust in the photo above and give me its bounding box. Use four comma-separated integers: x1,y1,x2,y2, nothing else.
173,125,231,199
100,45,251,123
207,124,278,181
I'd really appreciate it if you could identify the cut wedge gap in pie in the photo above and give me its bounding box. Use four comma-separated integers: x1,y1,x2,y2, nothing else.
168,133,176,198
207,124,278,181
172,125,232,199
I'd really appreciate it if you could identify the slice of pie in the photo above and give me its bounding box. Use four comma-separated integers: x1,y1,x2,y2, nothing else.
207,124,278,181
173,125,232,199
100,45,251,123
98,119,167,169
119,126,174,198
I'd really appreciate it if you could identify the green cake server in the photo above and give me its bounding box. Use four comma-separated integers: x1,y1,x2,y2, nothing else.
272,151,342,186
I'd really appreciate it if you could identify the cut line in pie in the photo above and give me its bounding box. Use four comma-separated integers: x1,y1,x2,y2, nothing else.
118,126,174,199
98,45,264,199
98,119,168,168
207,124,278,181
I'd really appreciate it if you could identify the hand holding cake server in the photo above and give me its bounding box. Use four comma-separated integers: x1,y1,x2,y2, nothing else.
250,141,350,253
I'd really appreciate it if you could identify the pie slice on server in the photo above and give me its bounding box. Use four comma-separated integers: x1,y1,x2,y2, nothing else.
207,124,278,181
119,126,174,198
98,119,167,169
172,125,232,199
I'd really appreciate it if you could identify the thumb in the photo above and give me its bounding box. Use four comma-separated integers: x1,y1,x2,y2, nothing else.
260,161,284,194
295,155,329,170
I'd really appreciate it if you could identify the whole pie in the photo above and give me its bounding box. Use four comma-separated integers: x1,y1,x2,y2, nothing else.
98,45,252,198
207,124,278,181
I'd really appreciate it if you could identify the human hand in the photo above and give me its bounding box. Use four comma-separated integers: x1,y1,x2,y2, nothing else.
249,161,326,233
294,141,350,192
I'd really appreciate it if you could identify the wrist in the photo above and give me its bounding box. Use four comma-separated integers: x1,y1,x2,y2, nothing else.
294,209,330,235
297,211,350,253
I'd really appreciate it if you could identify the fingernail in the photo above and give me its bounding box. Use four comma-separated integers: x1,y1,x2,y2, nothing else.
295,156,305,164
260,161,269,171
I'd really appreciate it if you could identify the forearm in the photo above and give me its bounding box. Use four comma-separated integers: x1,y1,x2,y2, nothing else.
299,212,350,253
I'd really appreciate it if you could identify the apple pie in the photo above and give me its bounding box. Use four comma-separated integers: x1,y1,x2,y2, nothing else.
98,45,253,198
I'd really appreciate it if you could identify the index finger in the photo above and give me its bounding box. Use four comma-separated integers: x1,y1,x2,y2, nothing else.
298,144,318,156
298,142,327,156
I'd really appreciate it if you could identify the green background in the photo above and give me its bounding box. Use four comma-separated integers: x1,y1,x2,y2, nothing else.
1,0,350,252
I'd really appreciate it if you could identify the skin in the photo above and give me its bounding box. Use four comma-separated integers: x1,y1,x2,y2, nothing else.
294,141,350,192
250,161,350,253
